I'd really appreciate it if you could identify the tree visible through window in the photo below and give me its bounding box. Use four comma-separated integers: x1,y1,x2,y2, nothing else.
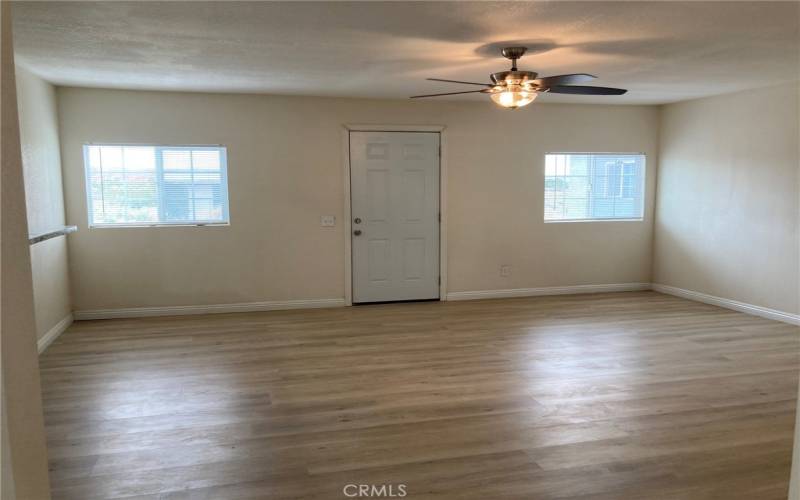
84,144,229,226
544,153,645,221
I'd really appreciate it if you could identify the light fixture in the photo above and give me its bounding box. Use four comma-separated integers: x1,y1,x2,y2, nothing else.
489,83,538,109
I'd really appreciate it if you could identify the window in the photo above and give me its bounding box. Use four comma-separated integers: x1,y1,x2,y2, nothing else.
84,144,229,226
544,153,645,222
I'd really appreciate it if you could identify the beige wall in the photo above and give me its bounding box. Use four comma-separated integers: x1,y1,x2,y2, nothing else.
56,88,659,311
1,2,52,497
15,65,72,341
653,82,800,314
16,66,66,236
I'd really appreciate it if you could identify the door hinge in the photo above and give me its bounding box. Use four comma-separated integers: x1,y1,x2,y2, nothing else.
438,145,441,157
438,212,441,222
438,276,441,285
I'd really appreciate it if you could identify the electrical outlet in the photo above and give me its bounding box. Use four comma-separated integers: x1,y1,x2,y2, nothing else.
500,265,511,277
320,215,336,227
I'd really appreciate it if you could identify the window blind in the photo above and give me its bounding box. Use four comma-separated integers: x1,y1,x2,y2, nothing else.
84,145,229,226
544,153,645,221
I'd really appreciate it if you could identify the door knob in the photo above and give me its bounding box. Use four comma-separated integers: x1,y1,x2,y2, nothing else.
353,229,362,236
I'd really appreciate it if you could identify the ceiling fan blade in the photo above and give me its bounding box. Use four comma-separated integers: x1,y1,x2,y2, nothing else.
427,78,492,87
546,85,627,95
410,90,488,98
533,73,596,87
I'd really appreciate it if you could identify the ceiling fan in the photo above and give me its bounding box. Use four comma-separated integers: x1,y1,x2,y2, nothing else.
410,46,627,109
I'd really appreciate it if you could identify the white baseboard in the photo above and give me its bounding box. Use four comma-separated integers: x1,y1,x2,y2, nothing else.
446,282,651,301
69,285,799,327
74,298,346,320
651,283,800,326
37,313,73,353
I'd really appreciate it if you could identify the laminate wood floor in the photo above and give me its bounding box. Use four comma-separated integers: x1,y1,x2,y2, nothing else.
40,291,799,499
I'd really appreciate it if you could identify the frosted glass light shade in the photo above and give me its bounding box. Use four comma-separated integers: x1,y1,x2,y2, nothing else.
489,84,537,109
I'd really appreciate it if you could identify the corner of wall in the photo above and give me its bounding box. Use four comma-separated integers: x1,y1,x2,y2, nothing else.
649,101,667,284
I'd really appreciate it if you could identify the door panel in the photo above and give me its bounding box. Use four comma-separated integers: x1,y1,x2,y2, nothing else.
366,169,389,221
350,131,440,303
368,239,390,282
402,238,426,280
403,169,426,222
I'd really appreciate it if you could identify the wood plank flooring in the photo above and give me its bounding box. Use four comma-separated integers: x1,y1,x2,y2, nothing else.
39,291,799,499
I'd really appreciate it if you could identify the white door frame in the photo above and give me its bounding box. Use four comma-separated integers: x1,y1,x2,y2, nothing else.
342,124,447,306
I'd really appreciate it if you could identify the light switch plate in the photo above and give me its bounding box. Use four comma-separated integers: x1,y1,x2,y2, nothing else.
320,215,336,227
500,265,511,277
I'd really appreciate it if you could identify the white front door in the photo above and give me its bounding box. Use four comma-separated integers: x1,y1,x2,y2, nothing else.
350,131,440,303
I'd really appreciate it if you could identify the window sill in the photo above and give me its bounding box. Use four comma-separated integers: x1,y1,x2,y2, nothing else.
544,218,644,224
89,222,230,229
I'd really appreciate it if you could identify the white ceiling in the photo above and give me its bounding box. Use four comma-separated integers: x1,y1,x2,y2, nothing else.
11,1,800,105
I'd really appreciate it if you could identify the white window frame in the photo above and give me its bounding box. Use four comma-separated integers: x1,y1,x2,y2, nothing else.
83,143,230,228
543,152,646,223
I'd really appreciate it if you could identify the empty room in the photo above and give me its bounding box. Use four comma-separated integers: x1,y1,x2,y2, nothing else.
2,1,799,499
